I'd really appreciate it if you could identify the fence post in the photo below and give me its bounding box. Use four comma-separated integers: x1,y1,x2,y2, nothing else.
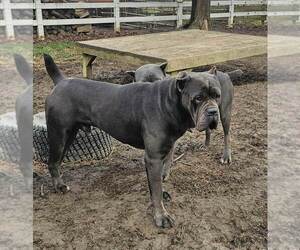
177,0,183,28
228,0,234,28
35,0,45,38
3,0,14,39
114,0,120,32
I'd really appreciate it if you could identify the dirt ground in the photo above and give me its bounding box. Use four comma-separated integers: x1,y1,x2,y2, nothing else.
32,38,267,250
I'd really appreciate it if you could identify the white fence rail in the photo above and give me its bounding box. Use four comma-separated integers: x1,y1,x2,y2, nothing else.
0,0,297,39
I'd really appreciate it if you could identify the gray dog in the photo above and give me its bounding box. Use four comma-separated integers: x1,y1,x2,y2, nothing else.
187,69,242,165
14,54,33,189
126,62,168,82
44,54,222,228
127,63,242,180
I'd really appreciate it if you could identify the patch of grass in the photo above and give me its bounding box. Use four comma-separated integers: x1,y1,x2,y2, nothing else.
0,42,33,65
0,42,33,56
33,41,79,62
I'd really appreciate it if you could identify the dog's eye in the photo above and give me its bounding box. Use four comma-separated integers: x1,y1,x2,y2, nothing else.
211,92,220,99
194,95,202,103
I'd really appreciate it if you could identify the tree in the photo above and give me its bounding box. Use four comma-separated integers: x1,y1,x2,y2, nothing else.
184,0,211,30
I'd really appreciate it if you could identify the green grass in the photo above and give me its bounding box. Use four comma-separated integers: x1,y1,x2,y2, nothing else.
33,41,79,62
0,42,33,58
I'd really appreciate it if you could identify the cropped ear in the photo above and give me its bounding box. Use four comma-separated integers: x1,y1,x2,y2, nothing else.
14,54,33,85
176,71,190,93
126,70,135,79
159,62,168,72
208,66,217,75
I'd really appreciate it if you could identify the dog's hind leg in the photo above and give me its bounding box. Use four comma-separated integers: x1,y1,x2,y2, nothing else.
62,127,79,159
220,109,232,164
47,125,77,193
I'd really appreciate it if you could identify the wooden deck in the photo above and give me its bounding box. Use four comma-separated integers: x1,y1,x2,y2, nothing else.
268,35,300,58
77,29,267,78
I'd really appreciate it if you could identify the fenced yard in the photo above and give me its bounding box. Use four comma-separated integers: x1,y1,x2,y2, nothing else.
0,0,273,38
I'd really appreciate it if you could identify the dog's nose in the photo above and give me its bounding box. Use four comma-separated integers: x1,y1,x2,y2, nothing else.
207,107,218,116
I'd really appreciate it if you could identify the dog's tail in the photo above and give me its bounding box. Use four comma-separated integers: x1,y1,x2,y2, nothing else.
14,54,33,85
227,69,243,81
43,54,65,85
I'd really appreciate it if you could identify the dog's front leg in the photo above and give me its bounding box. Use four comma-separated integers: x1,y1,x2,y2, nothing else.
145,152,175,228
162,144,175,182
205,128,211,147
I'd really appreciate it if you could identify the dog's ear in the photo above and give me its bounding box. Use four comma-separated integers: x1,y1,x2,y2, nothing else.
176,71,190,93
14,54,33,85
126,70,135,79
159,62,168,72
208,66,217,75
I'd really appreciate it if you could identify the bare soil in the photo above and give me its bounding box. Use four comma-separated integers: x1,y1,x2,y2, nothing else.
33,45,267,249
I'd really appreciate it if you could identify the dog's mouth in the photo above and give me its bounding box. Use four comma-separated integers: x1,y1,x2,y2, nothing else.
193,106,219,132
208,116,218,130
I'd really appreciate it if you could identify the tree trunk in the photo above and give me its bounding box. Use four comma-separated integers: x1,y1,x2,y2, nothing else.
185,0,210,30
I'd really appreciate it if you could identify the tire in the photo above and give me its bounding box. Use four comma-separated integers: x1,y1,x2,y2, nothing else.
33,112,113,164
0,112,20,163
0,112,113,164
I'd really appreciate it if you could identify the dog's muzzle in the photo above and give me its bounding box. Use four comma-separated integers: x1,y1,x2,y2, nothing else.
207,107,219,130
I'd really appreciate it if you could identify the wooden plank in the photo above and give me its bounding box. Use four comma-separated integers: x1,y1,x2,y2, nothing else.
269,0,300,5
9,3,35,9
268,35,300,58
11,19,37,26
40,2,114,9
183,0,267,7
114,0,120,32
119,15,177,22
35,0,45,38
78,30,266,73
119,2,178,8
269,11,300,16
79,46,165,65
3,0,14,38
177,0,183,28
42,18,115,26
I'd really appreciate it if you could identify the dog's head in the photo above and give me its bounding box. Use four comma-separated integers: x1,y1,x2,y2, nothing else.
126,62,168,82
176,67,221,132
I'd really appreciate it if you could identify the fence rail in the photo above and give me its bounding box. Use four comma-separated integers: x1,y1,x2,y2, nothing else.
0,0,298,39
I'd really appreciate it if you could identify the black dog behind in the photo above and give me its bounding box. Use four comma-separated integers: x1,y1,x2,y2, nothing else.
44,54,220,228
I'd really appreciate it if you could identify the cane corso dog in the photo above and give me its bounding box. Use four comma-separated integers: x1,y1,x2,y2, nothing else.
127,62,242,180
126,62,168,82
44,54,221,228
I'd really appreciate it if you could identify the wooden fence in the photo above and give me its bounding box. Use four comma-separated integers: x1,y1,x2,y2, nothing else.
0,0,298,39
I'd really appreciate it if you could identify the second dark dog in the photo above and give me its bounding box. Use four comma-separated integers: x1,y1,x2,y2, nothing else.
127,63,242,180
126,62,168,82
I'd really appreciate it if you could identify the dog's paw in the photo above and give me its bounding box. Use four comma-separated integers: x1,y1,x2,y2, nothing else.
163,190,172,202
154,212,175,228
57,184,70,193
220,150,231,164
162,167,171,182
53,178,70,193
162,172,170,182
